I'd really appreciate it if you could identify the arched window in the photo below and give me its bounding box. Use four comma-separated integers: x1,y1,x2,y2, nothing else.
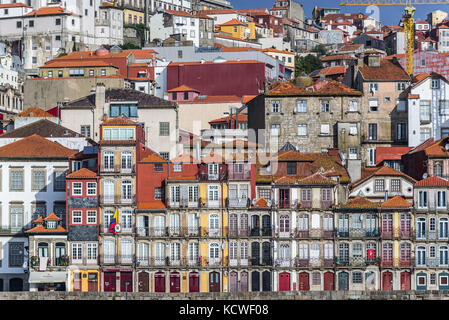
209,214,220,236
280,215,290,234
439,246,448,266
209,243,220,266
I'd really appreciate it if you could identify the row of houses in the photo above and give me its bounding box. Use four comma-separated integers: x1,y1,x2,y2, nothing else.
1,113,449,292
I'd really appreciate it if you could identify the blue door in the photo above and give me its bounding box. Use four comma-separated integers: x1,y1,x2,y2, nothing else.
416,272,427,290
439,272,449,290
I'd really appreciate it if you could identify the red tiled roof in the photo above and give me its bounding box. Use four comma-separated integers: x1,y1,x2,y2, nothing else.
266,79,361,96
123,49,157,59
171,154,198,163
18,107,54,118
274,150,314,162
41,60,115,68
102,116,137,126
0,134,76,158
359,58,410,80
0,3,31,8
415,175,449,187
321,54,356,62
201,152,224,163
262,48,294,55
137,201,166,209
351,165,416,188
45,212,62,221
166,9,213,19
33,216,44,224
25,225,66,233
297,172,337,185
339,196,379,209
220,46,258,52
209,113,248,124
66,168,97,179
338,43,363,52
25,6,75,16
381,195,412,208
314,66,348,77
192,95,242,104
375,147,412,165
141,153,167,163
242,95,257,104
217,18,247,26
167,85,200,92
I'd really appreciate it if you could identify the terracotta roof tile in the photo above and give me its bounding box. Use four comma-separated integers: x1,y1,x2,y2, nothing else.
274,150,314,162
192,95,242,104
217,18,247,26
66,168,97,179
102,115,137,126
141,153,167,162
359,58,410,81
201,152,224,163
242,95,258,104
375,147,413,165
339,196,379,209
321,54,356,62
314,66,348,77
266,79,361,96
41,60,115,68
25,225,67,233
137,201,166,209
0,134,76,158
351,165,416,188
381,195,412,208
209,114,247,124
25,6,74,16
415,176,449,187
32,216,44,224
18,107,55,118
171,154,198,163
167,85,200,92
45,212,62,221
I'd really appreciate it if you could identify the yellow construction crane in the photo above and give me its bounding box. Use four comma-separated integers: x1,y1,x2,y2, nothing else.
340,0,449,76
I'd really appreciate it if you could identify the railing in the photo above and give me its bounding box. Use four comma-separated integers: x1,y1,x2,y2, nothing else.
399,228,414,238
100,194,136,205
166,197,200,209
228,171,251,180
299,200,312,209
136,227,202,237
250,256,273,266
294,257,335,268
0,226,24,235
381,230,394,238
198,197,224,208
198,172,227,181
119,255,134,265
381,259,393,267
399,258,413,267
227,197,250,208
103,224,134,234
278,199,290,209
99,164,136,174
201,227,225,237
296,229,335,238
321,200,333,209
100,254,117,264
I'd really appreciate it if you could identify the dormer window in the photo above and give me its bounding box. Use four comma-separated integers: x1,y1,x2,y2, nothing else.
46,221,57,229
287,162,296,175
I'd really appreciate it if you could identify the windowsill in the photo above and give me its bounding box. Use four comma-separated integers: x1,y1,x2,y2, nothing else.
345,110,360,114
318,133,332,137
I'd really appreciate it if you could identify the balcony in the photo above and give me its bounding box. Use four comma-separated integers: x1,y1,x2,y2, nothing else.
228,227,250,237
101,254,117,264
229,258,250,267
0,226,24,235
381,230,393,238
426,258,438,268
100,194,136,205
135,227,201,238
321,200,333,210
399,258,413,267
381,259,393,267
119,254,134,265
201,227,223,237
167,198,199,209
228,171,251,180
278,199,290,209
100,164,136,174
208,257,221,266
299,200,312,209
199,197,224,208
227,197,250,208
296,229,335,239
399,228,414,238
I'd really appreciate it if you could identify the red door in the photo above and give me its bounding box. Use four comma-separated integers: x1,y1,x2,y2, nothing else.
170,272,181,292
154,272,166,292
400,272,411,290
324,272,335,291
209,272,220,292
240,272,248,292
298,272,310,291
189,273,199,292
229,272,238,292
120,272,133,292
87,273,98,292
279,272,290,291
138,272,149,292
103,272,116,292
382,272,393,291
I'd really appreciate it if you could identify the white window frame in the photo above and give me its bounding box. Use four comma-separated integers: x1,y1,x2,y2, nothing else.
72,210,82,224
87,211,97,224
72,182,82,195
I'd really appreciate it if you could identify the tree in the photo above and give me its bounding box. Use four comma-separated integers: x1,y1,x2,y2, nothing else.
311,44,327,56
119,43,141,50
295,54,323,77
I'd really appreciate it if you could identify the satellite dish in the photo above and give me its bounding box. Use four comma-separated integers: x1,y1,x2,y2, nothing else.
115,224,121,233
267,200,272,207
423,173,428,179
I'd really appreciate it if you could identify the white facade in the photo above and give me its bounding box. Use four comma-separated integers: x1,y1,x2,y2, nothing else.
408,76,449,147
438,28,449,53
95,6,124,46
205,12,246,25
349,173,414,200
149,0,192,12
154,58,170,98
0,43,20,89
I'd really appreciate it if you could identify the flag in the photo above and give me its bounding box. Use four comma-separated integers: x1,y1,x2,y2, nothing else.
367,249,375,259
109,209,119,234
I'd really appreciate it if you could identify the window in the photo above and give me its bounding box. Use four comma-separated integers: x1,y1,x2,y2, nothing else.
391,179,401,192
287,162,296,175
258,188,271,200
173,164,182,172
420,128,431,142
396,82,406,91
440,218,448,238
32,169,46,191
369,83,378,92
420,100,431,123
270,100,281,113
349,100,358,112
109,104,138,118
81,125,91,138
101,69,106,76
271,124,280,136
87,211,96,224
87,243,97,263
89,70,94,77
442,128,449,138
154,164,163,172
72,243,82,262
55,18,61,25
297,124,307,136
160,152,169,160
396,123,406,141
368,123,377,140
430,273,436,285
16,21,22,28
295,100,307,113
47,71,53,78
72,182,82,195
9,243,23,267
418,191,428,208
86,182,96,195
440,100,449,115
72,211,82,224
352,272,362,284
159,122,169,136
10,206,23,232
10,169,23,191
154,187,163,200
374,179,385,192
432,79,440,89
369,99,379,112
58,70,63,77
320,124,330,135
349,147,358,160
437,190,446,208
321,101,330,112
121,180,132,201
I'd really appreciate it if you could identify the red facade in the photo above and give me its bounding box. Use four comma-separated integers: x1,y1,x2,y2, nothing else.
167,61,266,97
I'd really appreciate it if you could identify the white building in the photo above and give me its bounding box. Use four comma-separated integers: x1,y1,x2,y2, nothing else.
0,134,76,291
408,73,449,147
0,41,23,115
95,3,124,46
148,0,192,12
438,26,449,53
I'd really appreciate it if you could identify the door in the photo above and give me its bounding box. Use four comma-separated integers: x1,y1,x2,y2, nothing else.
9,278,23,292
338,272,349,291
87,273,98,292
251,215,260,236
400,272,411,290
138,272,149,292
73,272,82,292
324,272,335,291
279,188,289,208
229,271,238,293
262,242,271,265
279,272,290,291
262,215,271,236
382,272,393,291
240,271,248,292
338,214,349,237
189,273,199,292
170,272,180,293
298,272,309,291
120,272,133,292
209,272,220,292
103,272,116,292
251,271,260,292
154,272,165,293
262,271,271,291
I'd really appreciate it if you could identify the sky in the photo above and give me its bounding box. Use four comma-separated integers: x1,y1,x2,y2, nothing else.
229,0,449,25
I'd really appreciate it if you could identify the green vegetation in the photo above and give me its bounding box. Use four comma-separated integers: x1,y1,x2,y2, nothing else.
295,54,323,77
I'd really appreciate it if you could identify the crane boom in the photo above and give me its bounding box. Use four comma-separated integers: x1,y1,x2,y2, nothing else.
340,0,449,5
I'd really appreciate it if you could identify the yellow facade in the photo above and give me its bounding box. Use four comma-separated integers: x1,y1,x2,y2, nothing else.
40,65,118,78
124,8,144,25
69,270,100,292
216,22,255,40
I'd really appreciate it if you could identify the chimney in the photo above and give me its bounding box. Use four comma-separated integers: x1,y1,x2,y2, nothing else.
95,83,106,130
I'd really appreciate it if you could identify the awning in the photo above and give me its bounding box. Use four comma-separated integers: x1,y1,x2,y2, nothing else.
28,272,67,284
